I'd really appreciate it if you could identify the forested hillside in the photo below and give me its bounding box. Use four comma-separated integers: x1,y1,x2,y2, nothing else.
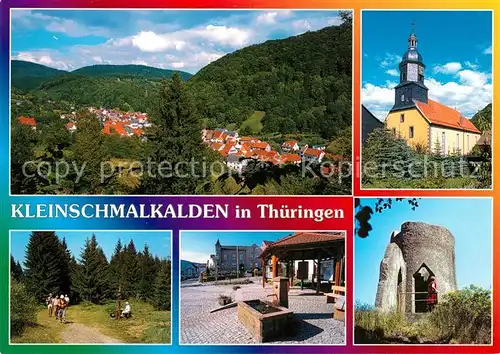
471,103,492,132
188,18,352,139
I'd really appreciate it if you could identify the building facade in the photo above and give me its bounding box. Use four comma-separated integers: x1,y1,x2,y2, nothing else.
385,25,481,155
215,239,262,271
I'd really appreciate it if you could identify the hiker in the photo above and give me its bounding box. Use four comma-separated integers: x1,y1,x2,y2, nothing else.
121,302,132,319
53,296,61,320
426,276,438,312
58,295,68,323
46,293,53,317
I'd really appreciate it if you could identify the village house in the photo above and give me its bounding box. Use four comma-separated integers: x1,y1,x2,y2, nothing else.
215,239,262,272
282,140,300,152
227,154,249,174
384,26,481,155
303,147,325,163
281,153,302,165
17,116,37,130
65,122,77,133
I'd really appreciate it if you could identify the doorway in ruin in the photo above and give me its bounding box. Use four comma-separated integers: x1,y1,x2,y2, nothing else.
413,263,434,313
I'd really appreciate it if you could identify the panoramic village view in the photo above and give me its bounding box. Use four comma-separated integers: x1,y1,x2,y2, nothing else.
180,231,345,344
10,231,172,344
361,11,492,189
354,198,492,344
11,10,352,195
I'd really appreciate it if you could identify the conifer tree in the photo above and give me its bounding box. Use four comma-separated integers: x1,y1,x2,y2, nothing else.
74,234,109,303
10,255,24,282
108,239,125,297
154,259,172,311
73,110,109,192
24,231,70,302
139,244,157,301
123,240,141,298
142,73,216,194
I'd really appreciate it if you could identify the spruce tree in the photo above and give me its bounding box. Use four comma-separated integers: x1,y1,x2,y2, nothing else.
142,73,216,194
123,240,140,298
74,234,109,303
154,259,172,311
108,239,124,297
24,231,70,302
72,110,109,192
10,255,24,282
139,244,157,301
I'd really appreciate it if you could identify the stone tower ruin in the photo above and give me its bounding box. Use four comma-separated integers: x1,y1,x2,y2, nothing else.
375,221,457,313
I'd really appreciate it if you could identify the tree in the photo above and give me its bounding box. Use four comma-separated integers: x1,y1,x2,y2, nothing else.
72,110,109,192
74,234,109,303
10,255,24,282
154,260,171,311
355,198,420,238
10,277,38,337
122,240,141,298
108,239,125,297
138,244,158,301
24,231,70,302
141,73,216,194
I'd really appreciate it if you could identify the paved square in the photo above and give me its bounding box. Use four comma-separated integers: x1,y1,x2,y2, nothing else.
180,278,345,344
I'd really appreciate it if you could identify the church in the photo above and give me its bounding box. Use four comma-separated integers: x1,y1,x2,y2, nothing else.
385,26,481,155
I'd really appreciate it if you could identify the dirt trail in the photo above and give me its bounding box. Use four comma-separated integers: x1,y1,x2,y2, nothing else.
60,323,123,344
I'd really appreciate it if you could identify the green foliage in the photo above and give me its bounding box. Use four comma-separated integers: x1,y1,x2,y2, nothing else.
188,22,352,139
73,234,109,303
71,64,192,80
430,285,491,344
470,103,492,132
11,60,67,91
141,74,217,194
10,278,38,336
24,231,71,302
154,261,172,311
239,111,265,133
326,125,351,156
11,255,24,282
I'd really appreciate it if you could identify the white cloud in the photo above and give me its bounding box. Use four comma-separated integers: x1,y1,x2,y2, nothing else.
171,61,185,69
92,56,103,63
12,51,71,70
327,16,343,26
196,25,251,47
362,69,492,119
292,19,312,33
385,69,399,77
379,53,402,68
433,62,462,74
464,61,479,70
131,31,185,52
483,45,492,54
131,59,148,66
256,11,293,24
181,250,210,264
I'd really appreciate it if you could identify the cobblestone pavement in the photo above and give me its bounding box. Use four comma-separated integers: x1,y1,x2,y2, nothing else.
180,278,345,344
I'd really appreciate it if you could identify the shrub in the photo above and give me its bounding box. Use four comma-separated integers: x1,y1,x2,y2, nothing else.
430,285,491,344
10,278,38,336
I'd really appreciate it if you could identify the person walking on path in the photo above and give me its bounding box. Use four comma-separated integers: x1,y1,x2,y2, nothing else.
46,293,53,317
58,295,68,323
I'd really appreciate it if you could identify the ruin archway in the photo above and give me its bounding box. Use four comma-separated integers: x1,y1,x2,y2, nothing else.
413,263,434,313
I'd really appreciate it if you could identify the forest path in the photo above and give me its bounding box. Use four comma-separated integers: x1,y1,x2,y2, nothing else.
60,322,123,343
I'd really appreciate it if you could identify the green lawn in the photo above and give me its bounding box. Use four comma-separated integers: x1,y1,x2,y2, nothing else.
239,111,265,133
11,299,171,344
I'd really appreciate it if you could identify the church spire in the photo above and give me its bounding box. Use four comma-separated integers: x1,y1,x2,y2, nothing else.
408,21,417,49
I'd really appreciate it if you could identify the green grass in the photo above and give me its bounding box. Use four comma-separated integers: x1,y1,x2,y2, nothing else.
362,177,480,189
239,111,265,133
11,299,171,344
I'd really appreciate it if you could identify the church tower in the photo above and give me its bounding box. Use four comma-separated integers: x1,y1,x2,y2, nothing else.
391,23,428,111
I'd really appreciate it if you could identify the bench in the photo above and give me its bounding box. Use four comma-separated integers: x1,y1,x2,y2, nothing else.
326,285,345,321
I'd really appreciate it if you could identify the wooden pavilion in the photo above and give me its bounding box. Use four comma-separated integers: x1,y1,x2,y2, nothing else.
259,232,345,293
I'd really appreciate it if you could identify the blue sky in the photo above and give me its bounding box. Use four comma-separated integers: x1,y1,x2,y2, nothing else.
11,231,171,267
362,11,492,119
181,231,292,263
11,10,345,74
355,198,492,305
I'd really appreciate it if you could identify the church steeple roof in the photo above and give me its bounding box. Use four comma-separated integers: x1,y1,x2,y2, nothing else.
401,22,424,65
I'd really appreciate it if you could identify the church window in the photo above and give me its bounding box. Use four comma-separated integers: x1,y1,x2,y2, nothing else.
467,135,470,152
441,132,446,155
419,74,424,82
232,254,236,261
239,253,244,261
224,254,227,261
401,95,405,102
456,134,459,150
409,126,414,138
400,114,405,122
392,128,396,135
402,73,407,81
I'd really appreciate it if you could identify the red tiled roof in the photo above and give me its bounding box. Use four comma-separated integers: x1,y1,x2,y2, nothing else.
211,142,224,151
304,148,323,157
266,232,345,249
282,153,301,163
250,142,269,150
65,122,75,129
18,116,37,126
416,99,481,134
282,140,298,147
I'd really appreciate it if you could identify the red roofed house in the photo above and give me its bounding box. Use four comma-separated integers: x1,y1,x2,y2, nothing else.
303,148,325,163
384,25,481,155
249,141,271,152
18,116,37,130
65,122,77,133
281,153,302,165
282,140,299,152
